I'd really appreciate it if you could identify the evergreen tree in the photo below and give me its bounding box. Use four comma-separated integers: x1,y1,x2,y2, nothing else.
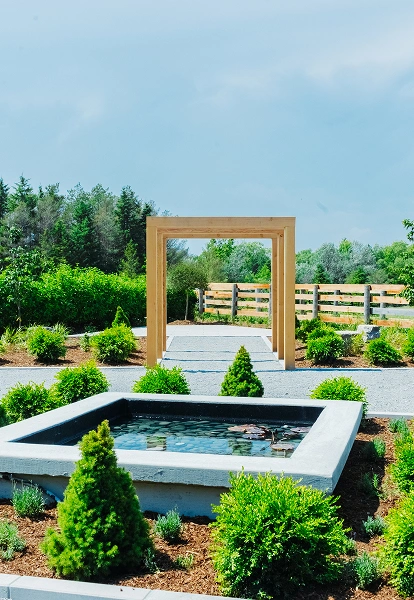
0,178,9,219
313,263,331,284
219,346,264,397
67,187,98,267
119,240,140,278
42,420,152,580
9,175,37,214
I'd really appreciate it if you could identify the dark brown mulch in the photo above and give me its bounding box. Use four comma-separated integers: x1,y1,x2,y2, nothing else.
0,419,405,599
0,337,147,368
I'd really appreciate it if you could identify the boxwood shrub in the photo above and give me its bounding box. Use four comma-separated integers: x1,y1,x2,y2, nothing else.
53,361,109,404
364,339,402,366
310,376,368,418
305,332,344,364
132,365,190,395
1,382,63,423
91,325,136,364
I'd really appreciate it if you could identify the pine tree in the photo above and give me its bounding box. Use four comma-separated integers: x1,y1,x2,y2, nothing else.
42,420,152,580
0,178,9,218
313,263,331,284
119,240,140,277
219,346,264,397
9,175,37,214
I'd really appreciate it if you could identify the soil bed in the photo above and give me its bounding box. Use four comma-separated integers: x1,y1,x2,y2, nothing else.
0,418,405,599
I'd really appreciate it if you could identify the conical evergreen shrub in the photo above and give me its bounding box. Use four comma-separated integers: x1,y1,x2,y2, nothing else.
112,305,131,328
42,420,152,580
219,345,264,397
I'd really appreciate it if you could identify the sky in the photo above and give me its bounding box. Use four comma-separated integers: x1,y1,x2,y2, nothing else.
1,0,414,254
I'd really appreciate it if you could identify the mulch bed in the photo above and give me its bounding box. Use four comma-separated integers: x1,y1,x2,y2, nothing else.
0,419,405,599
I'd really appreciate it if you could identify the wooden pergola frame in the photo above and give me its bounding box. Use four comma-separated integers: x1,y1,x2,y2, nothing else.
146,216,296,369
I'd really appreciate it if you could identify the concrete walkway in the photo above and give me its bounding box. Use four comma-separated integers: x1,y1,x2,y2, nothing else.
1,325,414,414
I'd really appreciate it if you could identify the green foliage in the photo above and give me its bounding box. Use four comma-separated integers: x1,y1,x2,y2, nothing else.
307,323,336,340
111,305,131,328
0,339,5,355
364,338,403,366
403,327,414,358
362,515,386,538
12,483,45,518
0,520,26,560
211,472,350,599
343,333,364,357
132,365,190,395
380,491,414,597
313,263,331,284
53,361,109,404
219,345,264,398
359,472,381,499
91,325,136,364
26,326,67,363
380,326,408,353
350,552,381,589
305,332,344,365
79,333,91,352
388,418,410,435
168,261,208,320
295,318,321,342
154,508,183,543
310,376,368,418
42,421,152,580
1,382,62,423
390,427,414,494
175,553,194,570
362,438,386,461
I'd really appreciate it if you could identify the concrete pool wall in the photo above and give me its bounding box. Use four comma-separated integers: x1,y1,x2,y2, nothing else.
0,393,362,517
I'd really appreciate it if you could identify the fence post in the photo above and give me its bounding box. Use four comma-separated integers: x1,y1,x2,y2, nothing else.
197,289,204,314
268,285,272,317
312,285,319,319
231,284,238,318
380,290,386,320
364,285,371,324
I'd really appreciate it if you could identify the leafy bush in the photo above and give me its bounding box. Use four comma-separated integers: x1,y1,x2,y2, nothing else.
79,333,91,352
380,492,414,597
0,339,5,355
12,483,45,518
310,376,368,418
343,333,364,357
0,520,26,560
42,420,152,580
362,515,386,538
295,318,322,342
391,429,414,494
364,339,402,366
52,361,109,404
26,326,67,363
211,472,350,599
403,327,414,359
112,305,131,328
1,382,62,423
362,438,386,461
350,552,381,589
91,325,136,364
305,332,344,364
133,365,190,395
307,323,336,340
219,345,264,398
154,508,183,543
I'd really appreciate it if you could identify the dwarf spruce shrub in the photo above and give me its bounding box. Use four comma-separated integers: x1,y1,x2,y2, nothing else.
91,325,136,363
380,492,414,597
42,420,152,580
26,326,67,363
133,365,190,395
112,305,131,328
211,472,350,599
310,376,368,419
364,339,402,366
53,361,109,404
1,382,62,423
219,346,264,398
305,332,344,364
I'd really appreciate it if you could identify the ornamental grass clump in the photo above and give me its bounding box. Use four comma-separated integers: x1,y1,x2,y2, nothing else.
211,471,350,599
52,361,109,404
310,376,368,419
133,365,190,395
42,420,152,581
219,345,264,397
26,325,67,363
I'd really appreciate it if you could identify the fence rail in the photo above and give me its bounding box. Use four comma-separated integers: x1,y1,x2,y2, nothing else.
197,283,414,327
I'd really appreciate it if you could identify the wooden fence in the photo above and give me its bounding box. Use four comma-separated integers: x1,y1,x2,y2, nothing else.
197,283,414,327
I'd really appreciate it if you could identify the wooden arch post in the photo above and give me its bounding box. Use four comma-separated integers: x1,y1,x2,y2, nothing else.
146,217,296,369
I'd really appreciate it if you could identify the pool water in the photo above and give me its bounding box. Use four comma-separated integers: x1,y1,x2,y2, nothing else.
103,414,312,457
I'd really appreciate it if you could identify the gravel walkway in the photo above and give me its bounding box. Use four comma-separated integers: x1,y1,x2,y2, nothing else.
0,327,413,414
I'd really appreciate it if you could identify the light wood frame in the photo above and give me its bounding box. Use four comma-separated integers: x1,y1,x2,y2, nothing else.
146,216,296,369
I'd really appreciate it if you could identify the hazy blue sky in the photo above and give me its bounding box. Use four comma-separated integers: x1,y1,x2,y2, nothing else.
1,0,414,253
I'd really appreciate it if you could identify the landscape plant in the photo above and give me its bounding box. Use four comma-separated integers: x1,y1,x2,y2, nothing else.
154,508,183,543
219,345,264,397
132,365,190,395
91,324,136,363
362,438,386,461
403,327,414,359
26,325,67,362
1,382,62,422
0,520,26,560
211,471,351,599
42,420,152,580
350,552,381,590
305,332,344,364
111,305,131,328
52,361,109,404
310,376,368,418
362,515,386,538
295,318,322,342
390,427,414,494
12,483,45,518
364,338,402,366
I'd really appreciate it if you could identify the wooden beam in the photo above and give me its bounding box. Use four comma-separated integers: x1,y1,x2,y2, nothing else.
284,225,296,370
146,225,158,366
271,237,278,352
277,234,284,359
